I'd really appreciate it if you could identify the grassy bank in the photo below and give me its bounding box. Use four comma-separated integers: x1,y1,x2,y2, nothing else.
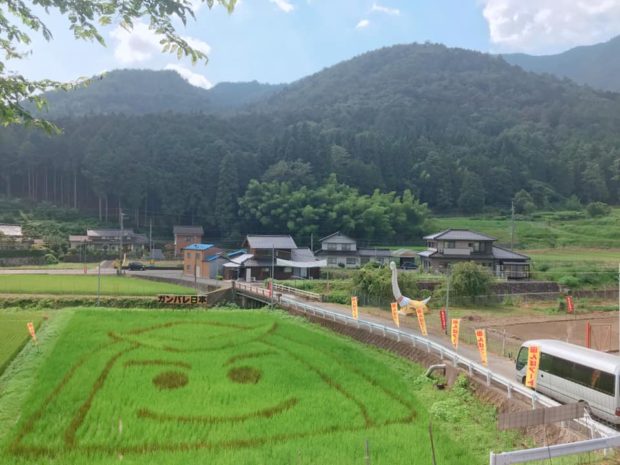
0,311,45,377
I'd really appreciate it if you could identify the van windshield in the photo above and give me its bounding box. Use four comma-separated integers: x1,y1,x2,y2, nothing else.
516,347,528,371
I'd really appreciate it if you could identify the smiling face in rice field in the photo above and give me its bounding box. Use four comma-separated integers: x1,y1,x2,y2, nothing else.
9,316,416,458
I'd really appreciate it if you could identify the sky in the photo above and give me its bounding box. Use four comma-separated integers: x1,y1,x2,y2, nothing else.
8,0,620,89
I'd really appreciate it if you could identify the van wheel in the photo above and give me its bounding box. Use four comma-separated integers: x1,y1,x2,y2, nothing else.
521,376,526,385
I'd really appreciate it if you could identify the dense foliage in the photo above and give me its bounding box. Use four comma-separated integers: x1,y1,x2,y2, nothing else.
2,43,620,242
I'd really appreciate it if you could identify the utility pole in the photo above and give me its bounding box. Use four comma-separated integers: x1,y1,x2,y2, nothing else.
271,245,275,308
444,270,451,336
310,233,314,252
118,207,124,275
149,217,153,262
510,200,515,251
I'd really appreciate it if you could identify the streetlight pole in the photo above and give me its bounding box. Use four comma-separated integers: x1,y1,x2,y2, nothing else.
444,270,451,336
118,207,124,275
271,245,275,308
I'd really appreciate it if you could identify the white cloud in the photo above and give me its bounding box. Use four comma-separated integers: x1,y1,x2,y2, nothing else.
165,64,213,89
110,22,162,64
371,2,400,16
481,0,620,53
182,36,212,56
356,19,370,29
269,0,294,13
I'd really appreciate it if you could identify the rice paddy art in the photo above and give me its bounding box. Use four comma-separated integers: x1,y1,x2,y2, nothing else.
1,309,515,464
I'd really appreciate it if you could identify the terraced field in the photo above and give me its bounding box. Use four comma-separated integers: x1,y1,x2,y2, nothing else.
0,311,45,376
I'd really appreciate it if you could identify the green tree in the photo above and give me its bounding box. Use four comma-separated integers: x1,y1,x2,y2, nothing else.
215,153,239,236
0,0,236,130
449,262,492,304
458,170,485,214
512,189,535,214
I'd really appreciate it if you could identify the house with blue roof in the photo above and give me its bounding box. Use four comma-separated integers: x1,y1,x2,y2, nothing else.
182,243,224,279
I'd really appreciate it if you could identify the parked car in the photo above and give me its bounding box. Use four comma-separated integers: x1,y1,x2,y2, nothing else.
128,261,146,271
401,262,417,270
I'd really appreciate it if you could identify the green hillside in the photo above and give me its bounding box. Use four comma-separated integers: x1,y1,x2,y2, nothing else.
503,35,620,93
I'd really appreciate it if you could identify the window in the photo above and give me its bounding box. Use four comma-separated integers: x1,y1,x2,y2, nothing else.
341,243,352,251
539,352,615,396
185,265,190,271
346,257,357,265
446,241,455,248
516,347,528,371
327,257,337,265
473,242,480,252
327,243,337,251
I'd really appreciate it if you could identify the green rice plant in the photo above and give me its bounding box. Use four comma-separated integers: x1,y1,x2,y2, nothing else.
0,311,45,377
0,275,193,296
1,308,525,464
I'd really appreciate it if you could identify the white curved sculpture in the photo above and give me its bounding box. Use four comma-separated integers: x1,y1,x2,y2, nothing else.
390,261,431,315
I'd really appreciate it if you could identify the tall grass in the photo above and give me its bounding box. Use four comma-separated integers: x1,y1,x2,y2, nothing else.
1,308,523,464
0,275,193,296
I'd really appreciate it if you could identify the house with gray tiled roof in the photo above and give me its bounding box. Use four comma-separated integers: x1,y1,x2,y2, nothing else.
418,229,530,279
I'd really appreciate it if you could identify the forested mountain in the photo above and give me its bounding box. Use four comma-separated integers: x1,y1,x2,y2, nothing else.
35,69,285,117
3,43,620,243
503,36,620,93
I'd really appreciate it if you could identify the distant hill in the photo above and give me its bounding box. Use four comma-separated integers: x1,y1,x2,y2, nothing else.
36,69,285,117
503,36,620,92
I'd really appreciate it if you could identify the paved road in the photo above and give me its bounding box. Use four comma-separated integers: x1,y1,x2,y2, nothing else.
248,283,518,380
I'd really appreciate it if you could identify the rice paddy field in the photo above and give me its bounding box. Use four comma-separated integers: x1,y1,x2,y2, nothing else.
0,275,193,296
0,308,522,465
0,311,45,376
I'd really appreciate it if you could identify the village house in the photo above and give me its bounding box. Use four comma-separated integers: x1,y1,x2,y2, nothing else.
0,224,26,249
69,229,147,252
182,244,224,279
417,229,531,279
173,225,204,257
315,232,414,268
222,235,324,281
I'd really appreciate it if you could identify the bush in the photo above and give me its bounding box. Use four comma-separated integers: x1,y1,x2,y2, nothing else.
558,275,580,288
585,202,611,218
44,253,59,265
445,262,492,304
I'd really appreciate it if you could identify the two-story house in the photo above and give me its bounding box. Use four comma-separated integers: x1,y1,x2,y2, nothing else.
182,243,224,279
173,225,204,257
316,232,394,268
69,229,147,252
418,229,530,279
222,235,324,281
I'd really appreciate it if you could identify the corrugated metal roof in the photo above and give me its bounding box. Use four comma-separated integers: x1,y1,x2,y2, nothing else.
69,235,89,242
183,243,214,251
417,249,436,258
319,231,355,243
492,246,530,260
230,253,254,264
87,229,135,237
392,248,418,257
292,248,317,262
173,225,204,235
423,229,496,241
227,249,246,258
0,224,22,237
245,235,297,250
358,248,392,257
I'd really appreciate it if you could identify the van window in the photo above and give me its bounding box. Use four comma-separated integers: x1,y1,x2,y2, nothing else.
516,347,528,370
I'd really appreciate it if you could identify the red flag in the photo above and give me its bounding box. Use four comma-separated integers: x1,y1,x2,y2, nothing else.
439,308,447,331
566,296,574,314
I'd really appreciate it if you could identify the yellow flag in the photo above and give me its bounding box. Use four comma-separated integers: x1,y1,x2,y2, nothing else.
475,329,488,366
450,319,460,350
415,307,427,336
525,345,540,388
391,302,399,327
27,322,37,343
351,296,358,319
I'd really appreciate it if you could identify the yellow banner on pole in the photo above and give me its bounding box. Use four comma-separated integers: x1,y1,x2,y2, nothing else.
27,322,37,343
475,329,488,366
391,302,399,327
450,319,461,350
415,307,427,336
351,296,358,320
525,345,540,388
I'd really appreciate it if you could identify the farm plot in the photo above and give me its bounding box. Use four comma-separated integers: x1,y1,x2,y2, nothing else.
0,275,192,296
1,309,519,465
0,311,44,376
